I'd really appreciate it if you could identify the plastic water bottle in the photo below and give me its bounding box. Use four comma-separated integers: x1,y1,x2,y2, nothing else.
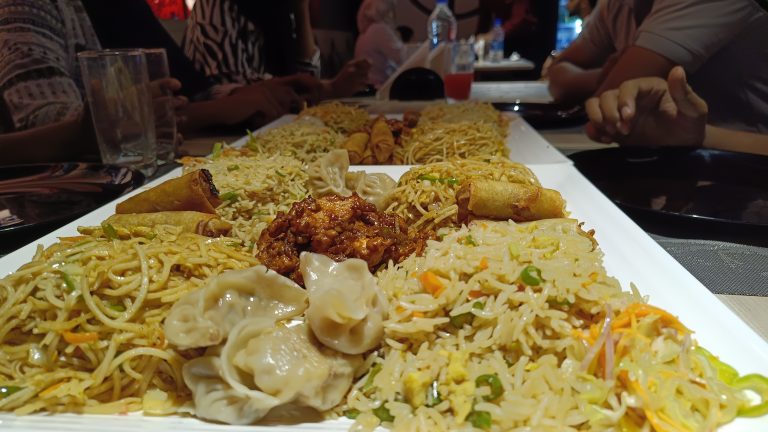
427,0,457,50
488,18,505,62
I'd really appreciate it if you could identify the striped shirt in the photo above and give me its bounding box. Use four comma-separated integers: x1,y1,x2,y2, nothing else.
0,0,100,132
182,0,320,85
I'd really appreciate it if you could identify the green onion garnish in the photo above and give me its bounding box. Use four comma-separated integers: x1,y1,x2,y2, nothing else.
61,271,76,293
0,386,22,399
109,303,126,312
219,191,239,202
102,223,118,240
226,164,240,171
211,142,224,159
362,363,382,394
467,410,492,429
343,408,361,419
425,380,442,407
372,404,394,422
476,373,503,401
520,265,542,286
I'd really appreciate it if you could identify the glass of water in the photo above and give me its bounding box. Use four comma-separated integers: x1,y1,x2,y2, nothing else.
143,48,177,165
78,49,157,176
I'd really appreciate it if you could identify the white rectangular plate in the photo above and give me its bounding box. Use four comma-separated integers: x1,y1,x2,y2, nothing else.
1,163,766,431
229,114,572,166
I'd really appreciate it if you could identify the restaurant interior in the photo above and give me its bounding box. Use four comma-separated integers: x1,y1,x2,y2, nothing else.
0,0,766,431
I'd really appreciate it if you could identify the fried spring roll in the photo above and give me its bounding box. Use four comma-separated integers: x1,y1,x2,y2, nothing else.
116,169,221,214
360,146,376,165
342,132,370,164
456,180,566,223
104,211,232,237
370,116,395,163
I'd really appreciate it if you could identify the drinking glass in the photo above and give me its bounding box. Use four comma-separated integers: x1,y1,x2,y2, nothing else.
444,41,475,100
78,50,157,176
143,48,177,165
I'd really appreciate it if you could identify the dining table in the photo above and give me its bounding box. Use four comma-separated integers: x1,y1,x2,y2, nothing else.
1,84,766,346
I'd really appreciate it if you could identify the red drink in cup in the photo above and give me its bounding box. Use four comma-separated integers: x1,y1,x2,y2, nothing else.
444,41,475,100
444,72,473,100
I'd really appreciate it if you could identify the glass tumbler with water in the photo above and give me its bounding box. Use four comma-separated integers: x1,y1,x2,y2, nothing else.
78,50,157,176
143,48,177,165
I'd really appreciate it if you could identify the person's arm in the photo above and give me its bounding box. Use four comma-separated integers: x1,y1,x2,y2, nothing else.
546,2,613,104
0,0,85,131
593,46,676,96
0,115,96,164
703,126,768,156
293,0,319,63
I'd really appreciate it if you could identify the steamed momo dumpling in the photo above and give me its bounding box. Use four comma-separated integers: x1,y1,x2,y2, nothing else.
300,252,387,354
220,318,359,412
164,266,307,349
307,149,352,198
345,171,397,211
182,354,281,425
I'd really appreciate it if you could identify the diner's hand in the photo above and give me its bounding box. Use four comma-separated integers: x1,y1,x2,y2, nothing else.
585,66,708,147
228,81,305,127
327,58,372,98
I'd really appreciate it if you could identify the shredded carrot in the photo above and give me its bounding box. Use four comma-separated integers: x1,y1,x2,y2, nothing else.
412,311,425,318
478,257,489,270
39,382,65,397
467,290,485,300
396,305,407,314
62,331,99,344
613,303,689,333
419,271,445,297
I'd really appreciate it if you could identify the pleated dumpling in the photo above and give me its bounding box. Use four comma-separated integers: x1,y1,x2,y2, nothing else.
307,149,352,198
345,171,397,211
164,266,307,349
300,252,387,354
182,354,281,425
220,318,359,412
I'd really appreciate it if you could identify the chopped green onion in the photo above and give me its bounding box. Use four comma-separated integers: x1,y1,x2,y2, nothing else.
211,142,224,159
0,386,22,399
442,177,460,185
226,164,240,171
343,408,361,419
520,265,542,286
61,271,76,293
362,363,383,393
102,223,118,240
275,170,286,177
508,243,520,258
467,410,492,429
450,312,473,328
417,174,460,185
109,303,126,312
219,191,239,202
733,374,768,417
473,301,485,309
425,380,442,407
462,236,477,246
547,298,572,308
372,404,394,422
476,374,503,401
225,241,242,248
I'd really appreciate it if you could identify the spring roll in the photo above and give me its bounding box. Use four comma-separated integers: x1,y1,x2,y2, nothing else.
360,146,376,165
370,116,395,163
104,211,232,237
456,180,566,223
342,132,369,164
116,169,221,214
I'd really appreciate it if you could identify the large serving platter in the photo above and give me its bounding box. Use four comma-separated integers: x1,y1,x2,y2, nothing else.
1,118,766,431
231,113,573,166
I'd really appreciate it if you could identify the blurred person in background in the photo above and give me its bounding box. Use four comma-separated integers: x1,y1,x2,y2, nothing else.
310,0,362,78
354,0,403,88
566,0,597,20
183,0,370,99
585,66,768,155
476,0,558,73
547,0,768,133
0,0,309,163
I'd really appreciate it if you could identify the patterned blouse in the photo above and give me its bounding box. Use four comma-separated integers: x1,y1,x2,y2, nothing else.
0,0,101,132
182,0,320,85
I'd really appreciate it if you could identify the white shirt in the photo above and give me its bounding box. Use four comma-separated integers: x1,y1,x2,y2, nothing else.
579,0,768,133
354,22,404,87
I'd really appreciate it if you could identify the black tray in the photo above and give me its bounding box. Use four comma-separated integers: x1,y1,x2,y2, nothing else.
570,148,768,228
0,163,144,244
492,102,587,129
